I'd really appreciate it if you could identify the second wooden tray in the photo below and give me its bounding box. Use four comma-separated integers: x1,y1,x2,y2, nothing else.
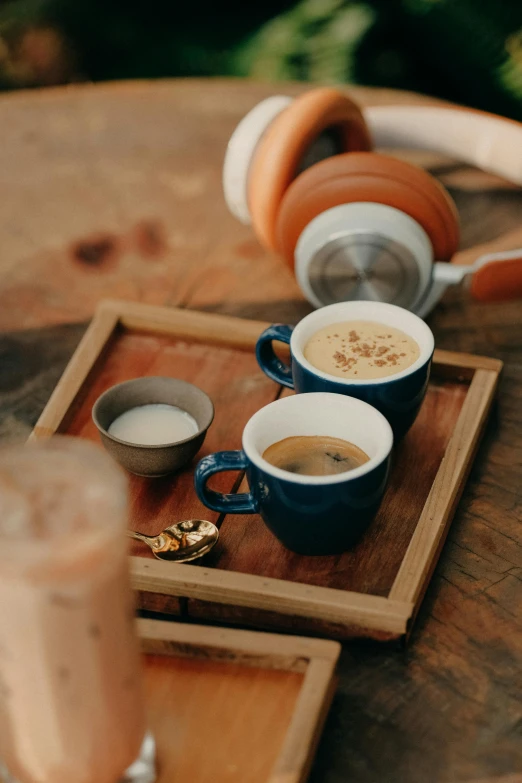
139,618,339,783
31,299,502,642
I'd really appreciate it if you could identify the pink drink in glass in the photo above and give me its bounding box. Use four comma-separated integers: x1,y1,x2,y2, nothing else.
0,438,148,783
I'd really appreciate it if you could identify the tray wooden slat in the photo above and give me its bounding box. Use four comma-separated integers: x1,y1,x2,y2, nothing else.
389,367,499,606
31,300,502,641
131,558,410,636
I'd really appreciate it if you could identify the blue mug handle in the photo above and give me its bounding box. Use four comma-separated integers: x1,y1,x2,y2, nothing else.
194,451,258,514
255,324,295,388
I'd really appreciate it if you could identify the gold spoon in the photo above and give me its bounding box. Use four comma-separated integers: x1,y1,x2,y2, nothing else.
128,519,219,563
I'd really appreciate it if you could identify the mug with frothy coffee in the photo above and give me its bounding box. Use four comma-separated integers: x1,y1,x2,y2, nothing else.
256,301,434,438
194,392,393,555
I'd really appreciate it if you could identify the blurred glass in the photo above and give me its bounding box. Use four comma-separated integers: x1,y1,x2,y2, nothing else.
0,437,152,783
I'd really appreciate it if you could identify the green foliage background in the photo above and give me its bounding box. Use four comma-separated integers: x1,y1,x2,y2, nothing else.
0,0,521,120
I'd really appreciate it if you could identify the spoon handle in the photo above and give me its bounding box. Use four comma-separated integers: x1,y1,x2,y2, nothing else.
127,530,152,545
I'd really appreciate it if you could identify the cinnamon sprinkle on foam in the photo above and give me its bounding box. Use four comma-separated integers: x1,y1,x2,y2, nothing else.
304,320,420,380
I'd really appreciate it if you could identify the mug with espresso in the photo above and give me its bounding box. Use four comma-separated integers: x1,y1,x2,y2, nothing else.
256,301,435,438
194,393,393,555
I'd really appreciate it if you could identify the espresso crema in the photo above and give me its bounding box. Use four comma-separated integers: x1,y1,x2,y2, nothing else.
263,435,369,476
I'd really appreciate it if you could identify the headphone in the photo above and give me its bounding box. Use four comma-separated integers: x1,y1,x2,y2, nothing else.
222,88,522,317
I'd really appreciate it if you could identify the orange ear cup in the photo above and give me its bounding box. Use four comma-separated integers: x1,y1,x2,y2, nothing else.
275,152,460,268
247,88,372,252
470,256,522,301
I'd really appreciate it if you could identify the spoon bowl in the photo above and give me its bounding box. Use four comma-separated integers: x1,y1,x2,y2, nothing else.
128,519,219,562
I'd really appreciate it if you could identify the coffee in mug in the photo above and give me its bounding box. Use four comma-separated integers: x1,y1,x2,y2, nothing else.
194,392,394,556
255,301,435,439
303,320,420,380
263,435,369,476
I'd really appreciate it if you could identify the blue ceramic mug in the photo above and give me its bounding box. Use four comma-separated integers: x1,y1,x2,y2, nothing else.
256,301,435,439
194,392,393,556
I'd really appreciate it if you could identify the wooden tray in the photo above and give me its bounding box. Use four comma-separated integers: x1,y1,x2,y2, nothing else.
138,618,339,783
31,299,502,642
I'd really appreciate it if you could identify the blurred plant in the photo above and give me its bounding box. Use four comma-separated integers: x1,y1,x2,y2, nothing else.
235,0,522,119
0,0,79,88
0,0,297,85
0,0,520,120
234,0,377,83
0,25,77,87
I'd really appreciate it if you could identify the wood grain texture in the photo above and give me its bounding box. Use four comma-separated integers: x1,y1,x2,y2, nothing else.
0,80,521,783
0,80,314,333
145,655,302,783
138,618,339,783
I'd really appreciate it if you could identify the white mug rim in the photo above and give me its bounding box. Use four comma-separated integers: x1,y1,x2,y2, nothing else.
242,392,393,486
289,301,434,386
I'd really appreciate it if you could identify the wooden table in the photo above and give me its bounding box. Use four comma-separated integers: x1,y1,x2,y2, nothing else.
0,79,521,783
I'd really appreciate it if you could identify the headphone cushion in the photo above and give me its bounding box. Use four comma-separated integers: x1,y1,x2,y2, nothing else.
248,88,372,252
275,152,460,267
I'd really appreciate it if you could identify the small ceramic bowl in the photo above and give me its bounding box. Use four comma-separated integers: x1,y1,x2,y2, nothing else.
92,377,214,477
